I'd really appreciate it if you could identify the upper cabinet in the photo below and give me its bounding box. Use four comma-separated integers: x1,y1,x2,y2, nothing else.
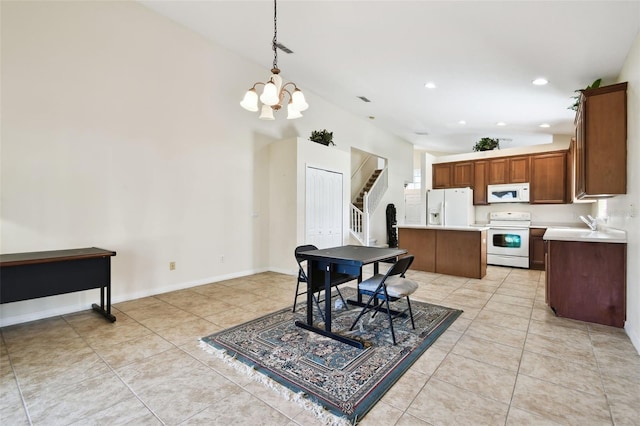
473,160,489,205
433,161,474,189
433,150,568,205
508,156,530,183
530,152,567,204
452,162,474,187
575,82,627,199
487,156,529,185
432,163,452,188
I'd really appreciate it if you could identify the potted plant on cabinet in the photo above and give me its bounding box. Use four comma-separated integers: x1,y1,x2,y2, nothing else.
472,137,500,152
309,129,335,146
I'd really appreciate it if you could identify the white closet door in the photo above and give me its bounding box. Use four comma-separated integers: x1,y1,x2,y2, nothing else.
306,166,343,249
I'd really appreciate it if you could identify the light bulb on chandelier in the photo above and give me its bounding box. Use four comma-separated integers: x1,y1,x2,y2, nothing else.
240,0,308,120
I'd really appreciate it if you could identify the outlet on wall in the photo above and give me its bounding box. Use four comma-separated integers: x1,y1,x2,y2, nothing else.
220,255,224,263
169,261,176,270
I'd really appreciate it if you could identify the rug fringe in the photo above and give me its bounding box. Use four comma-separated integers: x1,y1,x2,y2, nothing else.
199,340,354,426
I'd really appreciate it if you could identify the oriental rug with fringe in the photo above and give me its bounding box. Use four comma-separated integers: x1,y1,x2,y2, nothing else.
200,289,461,424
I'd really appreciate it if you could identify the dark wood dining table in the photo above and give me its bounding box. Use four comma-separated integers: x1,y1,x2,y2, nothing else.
294,245,407,348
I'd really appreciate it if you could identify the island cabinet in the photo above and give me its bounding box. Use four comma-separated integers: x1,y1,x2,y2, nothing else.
435,229,487,279
398,227,486,279
530,152,567,204
545,239,626,327
575,82,627,198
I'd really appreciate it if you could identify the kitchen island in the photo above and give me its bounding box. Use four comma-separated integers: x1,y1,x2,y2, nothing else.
397,225,488,279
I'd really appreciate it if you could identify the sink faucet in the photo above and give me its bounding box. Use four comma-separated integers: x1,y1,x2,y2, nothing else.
579,215,597,231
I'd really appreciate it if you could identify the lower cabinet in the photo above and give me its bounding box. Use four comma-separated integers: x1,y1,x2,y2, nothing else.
545,239,626,327
529,228,546,270
398,228,486,279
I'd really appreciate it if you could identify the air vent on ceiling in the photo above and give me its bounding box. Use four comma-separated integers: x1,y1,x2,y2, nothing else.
357,96,371,103
275,43,294,54
415,131,430,136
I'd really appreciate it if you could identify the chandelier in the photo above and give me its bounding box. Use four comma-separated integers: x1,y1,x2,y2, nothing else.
240,0,308,120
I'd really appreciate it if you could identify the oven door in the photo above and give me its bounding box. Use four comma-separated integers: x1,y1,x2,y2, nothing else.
487,227,529,257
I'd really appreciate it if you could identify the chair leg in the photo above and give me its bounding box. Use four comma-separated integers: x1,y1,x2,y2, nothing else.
384,298,397,345
292,280,301,312
313,292,326,322
335,286,349,309
349,293,377,331
406,297,415,329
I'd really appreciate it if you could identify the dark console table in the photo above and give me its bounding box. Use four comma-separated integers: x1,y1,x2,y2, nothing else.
0,247,117,322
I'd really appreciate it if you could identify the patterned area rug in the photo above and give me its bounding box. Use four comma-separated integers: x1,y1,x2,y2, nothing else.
200,289,462,424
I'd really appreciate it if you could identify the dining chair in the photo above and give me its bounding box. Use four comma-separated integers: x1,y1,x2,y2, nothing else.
349,255,418,345
292,244,356,321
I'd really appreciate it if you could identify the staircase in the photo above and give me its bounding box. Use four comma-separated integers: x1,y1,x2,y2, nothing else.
353,169,382,211
350,167,388,246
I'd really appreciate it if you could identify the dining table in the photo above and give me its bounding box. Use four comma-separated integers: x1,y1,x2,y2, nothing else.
294,245,407,348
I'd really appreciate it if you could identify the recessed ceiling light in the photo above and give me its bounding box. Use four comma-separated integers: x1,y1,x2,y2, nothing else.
496,122,507,126
424,82,437,89
539,123,551,128
458,120,466,125
532,78,548,86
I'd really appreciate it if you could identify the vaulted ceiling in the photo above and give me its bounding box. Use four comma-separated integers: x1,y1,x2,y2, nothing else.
139,1,640,153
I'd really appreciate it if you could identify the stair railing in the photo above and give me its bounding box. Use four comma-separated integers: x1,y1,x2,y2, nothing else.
349,167,387,246
366,167,388,214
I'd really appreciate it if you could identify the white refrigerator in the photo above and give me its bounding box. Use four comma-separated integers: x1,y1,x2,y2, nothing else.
427,187,475,227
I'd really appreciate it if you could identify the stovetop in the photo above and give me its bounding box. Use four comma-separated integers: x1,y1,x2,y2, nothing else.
488,211,531,228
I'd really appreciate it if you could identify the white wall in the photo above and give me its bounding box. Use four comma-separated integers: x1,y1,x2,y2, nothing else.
608,31,640,353
0,1,413,326
268,138,350,275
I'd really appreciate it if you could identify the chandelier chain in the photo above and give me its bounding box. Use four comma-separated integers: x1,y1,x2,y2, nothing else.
272,0,278,70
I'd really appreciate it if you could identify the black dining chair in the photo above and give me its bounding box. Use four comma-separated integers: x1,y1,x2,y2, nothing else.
349,255,418,345
292,244,357,320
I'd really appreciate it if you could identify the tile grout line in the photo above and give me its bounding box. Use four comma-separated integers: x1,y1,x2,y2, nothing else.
1,329,34,426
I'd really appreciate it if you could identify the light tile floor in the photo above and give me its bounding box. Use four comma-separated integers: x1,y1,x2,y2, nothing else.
2,266,639,425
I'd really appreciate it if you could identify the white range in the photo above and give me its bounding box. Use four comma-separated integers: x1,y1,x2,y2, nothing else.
486,212,531,269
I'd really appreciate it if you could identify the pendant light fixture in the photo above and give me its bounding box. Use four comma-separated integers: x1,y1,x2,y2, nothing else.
240,0,308,120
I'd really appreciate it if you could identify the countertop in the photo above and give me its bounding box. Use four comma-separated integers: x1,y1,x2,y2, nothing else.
543,227,627,243
397,225,490,232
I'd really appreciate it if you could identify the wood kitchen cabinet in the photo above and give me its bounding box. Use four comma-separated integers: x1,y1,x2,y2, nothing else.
452,161,474,187
575,82,627,198
473,160,488,205
488,158,509,184
397,228,436,271
508,156,530,183
431,149,567,205
398,227,486,278
488,156,529,184
530,152,567,204
529,228,546,270
432,163,452,188
546,239,626,327
433,162,473,189
436,229,487,278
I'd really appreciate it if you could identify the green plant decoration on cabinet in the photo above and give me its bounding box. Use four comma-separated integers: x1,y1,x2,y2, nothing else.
472,137,500,152
309,129,335,146
569,78,602,111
